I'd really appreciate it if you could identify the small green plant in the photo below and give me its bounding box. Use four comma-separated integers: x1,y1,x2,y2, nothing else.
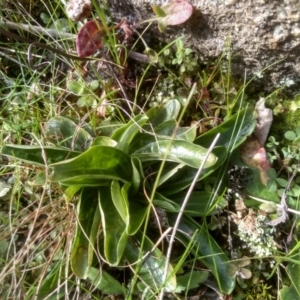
1,103,256,297
66,75,101,108
245,283,275,300
171,38,199,73
266,128,300,209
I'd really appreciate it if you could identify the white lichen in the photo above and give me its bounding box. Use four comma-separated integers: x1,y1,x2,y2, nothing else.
238,214,277,257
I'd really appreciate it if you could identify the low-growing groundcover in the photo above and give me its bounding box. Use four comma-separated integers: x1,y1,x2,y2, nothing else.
1,1,300,299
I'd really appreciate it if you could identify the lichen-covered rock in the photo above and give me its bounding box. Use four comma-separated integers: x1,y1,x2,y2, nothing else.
67,0,92,21
105,0,300,95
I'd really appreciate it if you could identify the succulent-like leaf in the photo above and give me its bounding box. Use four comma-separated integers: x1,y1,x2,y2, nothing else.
155,119,197,142
171,190,220,216
146,99,181,128
1,144,80,166
71,188,101,279
49,146,132,185
125,232,177,293
111,180,130,226
168,214,236,294
153,192,181,212
175,270,209,292
111,114,148,153
130,156,143,195
99,186,128,265
131,139,217,169
111,181,147,235
92,136,118,147
195,108,256,151
44,116,93,151
157,146,228,195
87,267,124,294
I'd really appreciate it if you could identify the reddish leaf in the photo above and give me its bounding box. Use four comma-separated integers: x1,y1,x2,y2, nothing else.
76,19,106,57
160,0,193,26
240,136,271,185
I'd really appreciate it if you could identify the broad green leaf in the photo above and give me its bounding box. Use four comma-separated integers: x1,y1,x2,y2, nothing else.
146,99,181,128
175,270,209,292
1,145,80,166
130,156,143,195
111,181,147,235
123,184,148,235
132,139,217,169
99,187,128,265
128,133,156,153
92,136,117,147
87,267,124,294
157,163,185,187
153,192,181,212
155,119,197,142
195,108,256,151
71,188,101,279
97,121,123,136
158,146,228,195
64,185,83,201
111,180,130,226
111,114,149,153
168,214,235,294
125,232,177,292
44,116,93,151
30,171,46,186
50,176,114,187
158,165,197,195
49,146,132,185
126,198,148,235
172,191,219,216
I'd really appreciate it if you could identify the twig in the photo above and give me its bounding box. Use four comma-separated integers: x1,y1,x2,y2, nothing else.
0,20,149,63
247,194,300,216
0,20,75,40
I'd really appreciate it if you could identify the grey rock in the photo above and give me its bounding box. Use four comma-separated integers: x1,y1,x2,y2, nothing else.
106,0,300,95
